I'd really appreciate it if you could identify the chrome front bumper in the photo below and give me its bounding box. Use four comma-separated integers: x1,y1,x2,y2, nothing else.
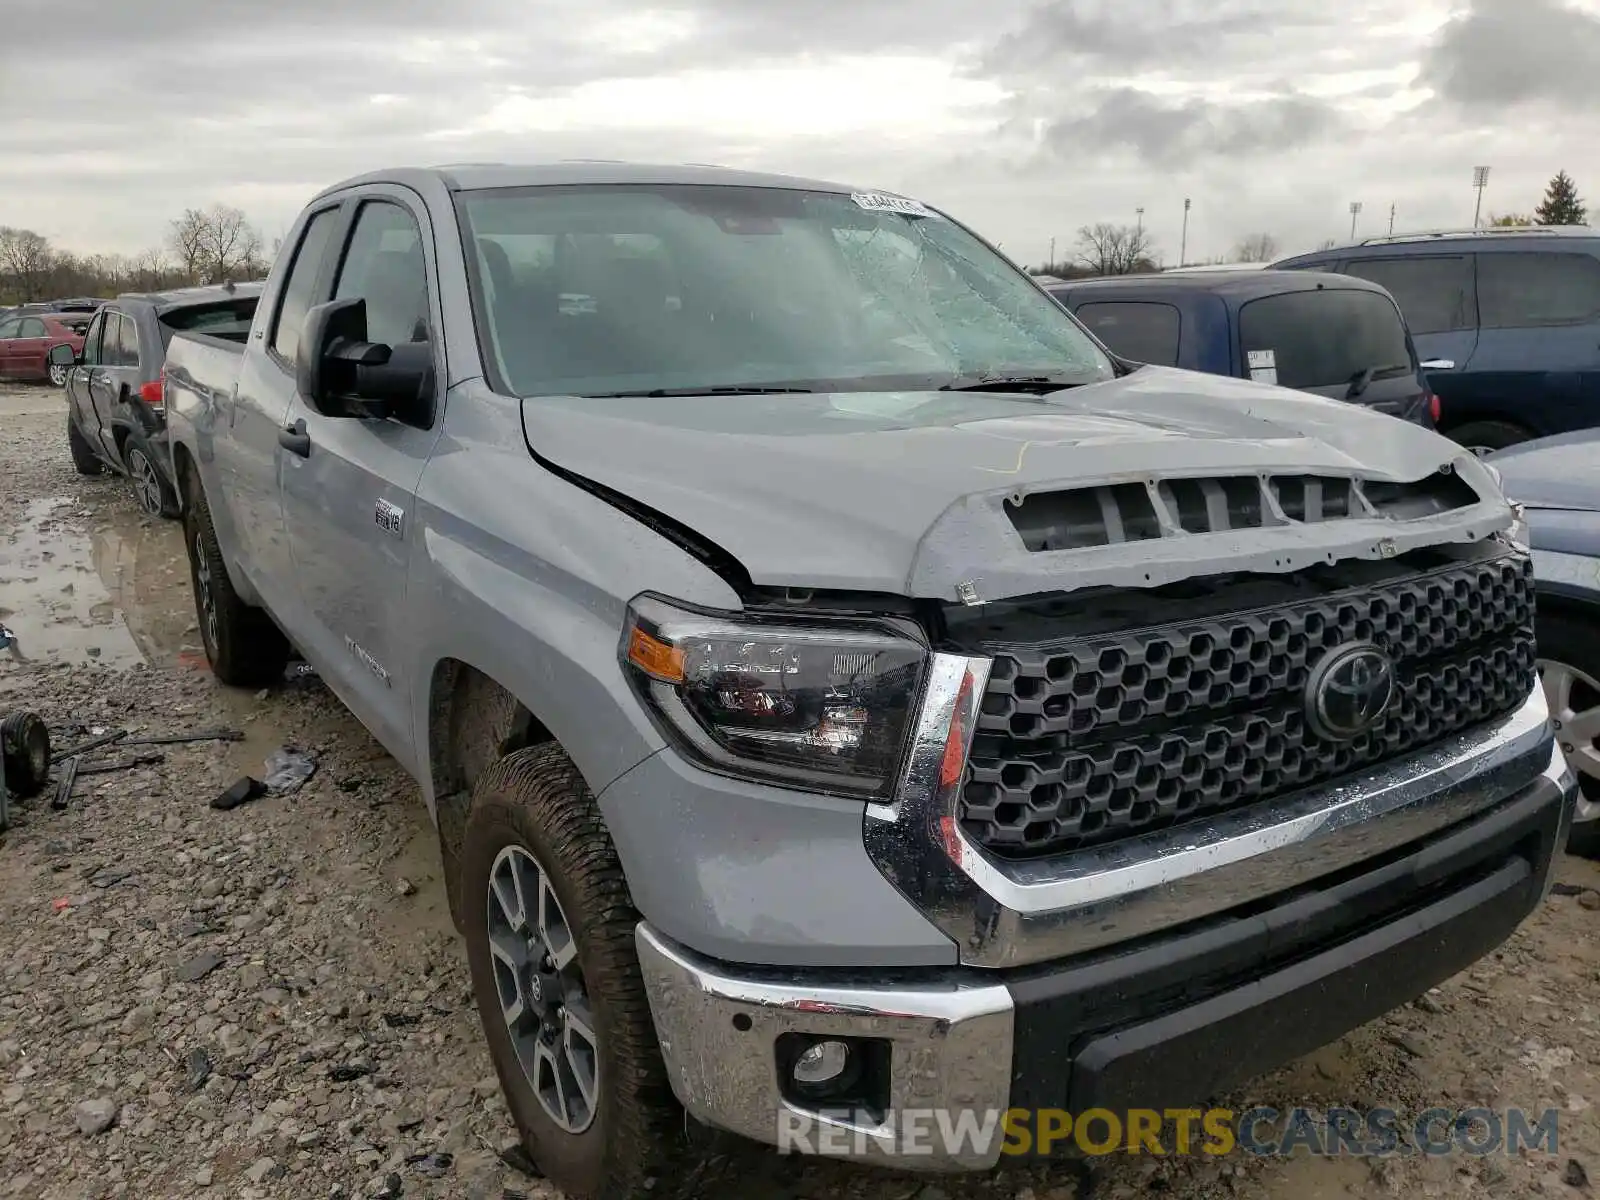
866,661,1564,968
639,737,1575,1170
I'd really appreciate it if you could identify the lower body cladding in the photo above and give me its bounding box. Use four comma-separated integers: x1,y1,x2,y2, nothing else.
635,688,1576,1171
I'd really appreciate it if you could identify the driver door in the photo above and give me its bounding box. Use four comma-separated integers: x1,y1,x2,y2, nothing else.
277,190,445,767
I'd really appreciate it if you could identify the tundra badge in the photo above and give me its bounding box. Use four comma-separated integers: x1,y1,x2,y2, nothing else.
375,499,405,538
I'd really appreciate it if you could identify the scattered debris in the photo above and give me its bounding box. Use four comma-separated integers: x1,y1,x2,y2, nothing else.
406,1152,453,1178
377,1171,403,1198
396,876,417,897
76,753,164,776
186,1048,212,1092
177,951,224,983
1550,882,1587,897
1384,1030,1428,1058
1567,1159,1591,1191
1581,891,1600,913
263,748,316,794
382,1012,421,1028
497,1142,544,1179
120,728,243,748
72,1097,118,1136
50,756,80,811
54,728,128,759
210,776,267,812
328,1064,373,1083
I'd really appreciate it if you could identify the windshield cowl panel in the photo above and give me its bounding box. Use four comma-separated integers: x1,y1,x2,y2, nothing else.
455,184,1115,400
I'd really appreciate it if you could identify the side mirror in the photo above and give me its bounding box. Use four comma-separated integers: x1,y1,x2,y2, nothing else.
296,298,435,425
48,343,77,367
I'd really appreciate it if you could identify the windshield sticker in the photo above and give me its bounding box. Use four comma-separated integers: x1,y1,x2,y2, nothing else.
851,192,936,218
1248,348,1277,384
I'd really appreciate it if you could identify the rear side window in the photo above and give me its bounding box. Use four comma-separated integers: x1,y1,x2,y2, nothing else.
1072,301,1182,366
271,207,341,362
160,299,260,344
1340,256,1474,334
105,313,139,367
1477,252,1600,328
1238,289,1412,390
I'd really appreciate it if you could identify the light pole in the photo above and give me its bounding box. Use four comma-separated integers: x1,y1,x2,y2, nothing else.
1179,198,1190,266
1388,203,1396,235
1136,206,1144,236
1048,236,1056,268
1349,201,1363,241
1473,166,1491,227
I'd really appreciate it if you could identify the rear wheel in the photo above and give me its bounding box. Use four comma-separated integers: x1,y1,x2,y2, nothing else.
127,442,179,519
1536,610,1600,858
1449,419,1533,457
182,473,290,686
461,745,683,1199
66,413,102,476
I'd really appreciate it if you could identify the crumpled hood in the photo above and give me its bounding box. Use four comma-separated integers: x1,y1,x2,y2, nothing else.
520,366,1512,602
1489,428,1600,512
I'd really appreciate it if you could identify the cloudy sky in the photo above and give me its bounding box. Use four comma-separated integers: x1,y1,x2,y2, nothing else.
2,0,1596,269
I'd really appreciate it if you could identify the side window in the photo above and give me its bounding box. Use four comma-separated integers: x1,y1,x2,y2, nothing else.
332,200,431,348
103,314,131,366
1340,256,1474,335
18,317,48,338
1477,252,1600,329
271,207,341,363
81,313,104,364
1072,301,1182,367
0,318,21,339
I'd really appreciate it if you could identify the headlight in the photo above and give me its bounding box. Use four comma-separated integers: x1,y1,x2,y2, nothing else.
620,595,928,798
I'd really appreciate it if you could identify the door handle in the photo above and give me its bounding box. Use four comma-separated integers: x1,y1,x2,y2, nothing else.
278,419,311,458
1419,358,1456,370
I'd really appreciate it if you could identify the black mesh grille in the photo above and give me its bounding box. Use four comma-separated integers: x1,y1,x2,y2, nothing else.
962,551,1537,856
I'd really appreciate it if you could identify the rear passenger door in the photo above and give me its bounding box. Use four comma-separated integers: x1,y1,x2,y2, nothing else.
1339,255,1479,403
1470,250,1600,438
278,189,445,766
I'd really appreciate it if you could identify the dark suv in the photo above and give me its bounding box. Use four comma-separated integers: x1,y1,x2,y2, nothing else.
1273,227,1600,454
1044,267,1435,427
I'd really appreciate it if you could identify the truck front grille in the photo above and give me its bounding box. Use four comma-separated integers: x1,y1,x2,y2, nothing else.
960,550,1536,857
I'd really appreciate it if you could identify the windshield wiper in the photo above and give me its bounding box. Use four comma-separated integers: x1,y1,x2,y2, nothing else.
939,373,1090,395
1345,364,1410,400
581,384,815,398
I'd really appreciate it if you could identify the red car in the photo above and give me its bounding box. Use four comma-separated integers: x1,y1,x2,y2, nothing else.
0,312,90,385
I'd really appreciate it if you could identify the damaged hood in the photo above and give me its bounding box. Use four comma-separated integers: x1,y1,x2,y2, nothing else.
520,367,1513,602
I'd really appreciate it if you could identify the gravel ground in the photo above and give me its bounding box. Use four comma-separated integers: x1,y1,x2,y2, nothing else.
2,382,1598,1200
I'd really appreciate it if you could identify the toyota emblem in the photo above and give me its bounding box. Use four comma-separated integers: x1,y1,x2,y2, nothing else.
1305,643,1396,741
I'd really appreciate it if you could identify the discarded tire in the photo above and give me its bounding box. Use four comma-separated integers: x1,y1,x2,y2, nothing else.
1,712,52,798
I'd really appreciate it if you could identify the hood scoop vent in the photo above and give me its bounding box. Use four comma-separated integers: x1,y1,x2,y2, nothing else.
1007,471,1480,554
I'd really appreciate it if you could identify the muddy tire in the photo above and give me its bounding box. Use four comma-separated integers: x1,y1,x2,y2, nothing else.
182,473,290,687
1538,609,1600,859
461,745,682,1200
1451,419,1532,457
1,712,52,799
67,413,102,476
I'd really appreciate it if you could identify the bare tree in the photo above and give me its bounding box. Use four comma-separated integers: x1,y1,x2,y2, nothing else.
1316,238,1338,251
1073,223,1158,276
0,226,56,301
129,247,172,292
169,208,209,284
1232,233,1280,262
1489,213,1534,227
168,203,262,285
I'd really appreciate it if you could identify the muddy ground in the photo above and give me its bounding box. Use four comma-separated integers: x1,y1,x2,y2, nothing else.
1,382,1598,1200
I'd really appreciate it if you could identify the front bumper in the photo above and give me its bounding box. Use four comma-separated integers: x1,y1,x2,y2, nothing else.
637,737,1575,1171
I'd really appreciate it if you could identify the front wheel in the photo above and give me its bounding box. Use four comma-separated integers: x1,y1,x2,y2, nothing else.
1537,610,1600,858
48,362,69,388
66,413,103,476
181,474,290,686
461,745,682,1199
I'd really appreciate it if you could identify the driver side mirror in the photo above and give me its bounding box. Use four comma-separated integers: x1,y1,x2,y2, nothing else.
48,343,78,367
296,297,435,426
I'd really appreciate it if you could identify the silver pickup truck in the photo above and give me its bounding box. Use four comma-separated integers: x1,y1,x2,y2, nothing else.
163,163,1577,1197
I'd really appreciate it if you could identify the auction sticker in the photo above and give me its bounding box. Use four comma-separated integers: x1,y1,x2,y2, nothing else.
851,192,935,217
1247,348,1278,384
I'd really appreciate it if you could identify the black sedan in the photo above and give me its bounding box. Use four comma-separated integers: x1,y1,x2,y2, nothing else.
1490,429,1600,857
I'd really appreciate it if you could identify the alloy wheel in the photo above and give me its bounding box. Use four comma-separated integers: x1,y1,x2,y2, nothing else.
194,530,220,654
485,844,600,1134
129,448,164,516
1539,657,1600,823
49,363,68,387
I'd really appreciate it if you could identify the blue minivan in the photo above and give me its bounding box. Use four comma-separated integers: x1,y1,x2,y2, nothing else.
1273,227,1600,454
1043,267,1436,427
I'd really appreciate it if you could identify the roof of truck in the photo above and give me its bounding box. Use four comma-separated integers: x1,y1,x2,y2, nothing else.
315,161,871,202
114,281,264,311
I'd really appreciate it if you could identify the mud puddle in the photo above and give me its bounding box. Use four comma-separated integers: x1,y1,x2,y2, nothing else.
0,495,196,669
